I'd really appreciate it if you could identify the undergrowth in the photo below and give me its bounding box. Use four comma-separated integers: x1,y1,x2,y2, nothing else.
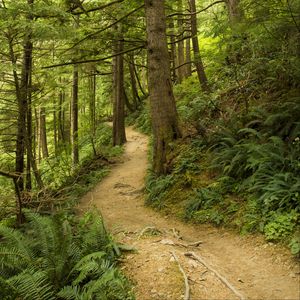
126,103,151,135
145,78,300,255
0,123,123,221
0,211,134,300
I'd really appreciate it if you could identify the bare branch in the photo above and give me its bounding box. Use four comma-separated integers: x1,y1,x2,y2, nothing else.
72,0,125,15
167,1,225,18
43,45,145,69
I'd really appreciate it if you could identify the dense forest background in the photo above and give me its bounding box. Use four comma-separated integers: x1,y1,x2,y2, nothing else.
0,0,299,298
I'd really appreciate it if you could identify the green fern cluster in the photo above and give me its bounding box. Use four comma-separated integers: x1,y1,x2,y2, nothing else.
0,211,134,300
184,100,300,253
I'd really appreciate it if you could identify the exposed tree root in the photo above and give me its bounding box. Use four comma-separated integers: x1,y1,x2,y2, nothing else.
185,252,246,300
171,251,190,300
138,226,162,238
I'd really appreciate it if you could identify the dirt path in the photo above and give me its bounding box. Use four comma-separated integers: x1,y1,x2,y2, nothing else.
79,127,299,300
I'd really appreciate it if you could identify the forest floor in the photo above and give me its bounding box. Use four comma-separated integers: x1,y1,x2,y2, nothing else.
79,127,300,300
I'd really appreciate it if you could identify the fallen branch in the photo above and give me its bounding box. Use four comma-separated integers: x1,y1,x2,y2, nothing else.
171,251,190,300
184,252,246,300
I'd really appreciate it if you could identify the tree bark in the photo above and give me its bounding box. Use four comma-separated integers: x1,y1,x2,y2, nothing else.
88,64,96,137
58,79,66,145
128,53,140,108
112,28,126,146
177,0,185,83
226,0,243,24
145,0,181,175
71,65,79,165
189,0,210,92
39,107,49,159
169,18,177,82
185,36,192,78
88,64,97,155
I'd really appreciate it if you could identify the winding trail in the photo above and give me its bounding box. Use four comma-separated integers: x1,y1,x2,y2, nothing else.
79,127,299,300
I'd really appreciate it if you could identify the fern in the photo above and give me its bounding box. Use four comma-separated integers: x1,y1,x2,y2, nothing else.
0,211,134,300
8,268,56,300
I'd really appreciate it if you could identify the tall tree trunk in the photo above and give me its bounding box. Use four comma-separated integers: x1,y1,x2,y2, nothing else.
71,65,79,165
184,36,192,78
226,0,243,24
128,54,140,108
189,0,210,92
145,0,181,175
53,99,58,155
169,18,177,82
88,64,97,155
124,88,135,112
58,80,66,145
177,0,185,83
112,29,126,146
39,107,49,159
25,42,33,191
88,64,96,137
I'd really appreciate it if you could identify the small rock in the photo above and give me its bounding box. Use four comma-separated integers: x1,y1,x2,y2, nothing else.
169,256,175,262
238,278,244,283
158,267,164,272
151,289,157,294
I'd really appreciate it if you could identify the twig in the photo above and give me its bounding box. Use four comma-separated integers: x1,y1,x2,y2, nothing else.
171,251,190,300
184,252,246,300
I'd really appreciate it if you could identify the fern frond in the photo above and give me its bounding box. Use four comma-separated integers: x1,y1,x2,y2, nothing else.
8,268,55,300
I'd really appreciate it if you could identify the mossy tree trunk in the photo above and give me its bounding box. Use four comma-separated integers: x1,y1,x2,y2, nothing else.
145,0,181,175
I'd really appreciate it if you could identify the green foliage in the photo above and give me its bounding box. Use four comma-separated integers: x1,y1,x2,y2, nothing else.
126,104,151,135
154,75,300,254
0,211,134,300
289,236,300,256
145,172,175,208
175,76,221,134
180,100,300,253
264,211,299,242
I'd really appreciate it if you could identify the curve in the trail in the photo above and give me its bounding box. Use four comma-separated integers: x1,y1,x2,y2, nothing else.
79,127,300,300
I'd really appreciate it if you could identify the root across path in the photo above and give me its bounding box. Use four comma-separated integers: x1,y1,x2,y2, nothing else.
79,127,300,300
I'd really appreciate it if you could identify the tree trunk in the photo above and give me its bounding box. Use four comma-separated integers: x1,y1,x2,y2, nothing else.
25,42,32,191
58,80,66,145
71,65,79,165
112,29,126,146
169,18,177,82
145,0,181,175
88,64,97,156
226,0,243,24
53,99,58,155
39,107,49,159
177,0,185,83
185,36,192,78
189,0,210,92
88,64,96,137
128,54,140,108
